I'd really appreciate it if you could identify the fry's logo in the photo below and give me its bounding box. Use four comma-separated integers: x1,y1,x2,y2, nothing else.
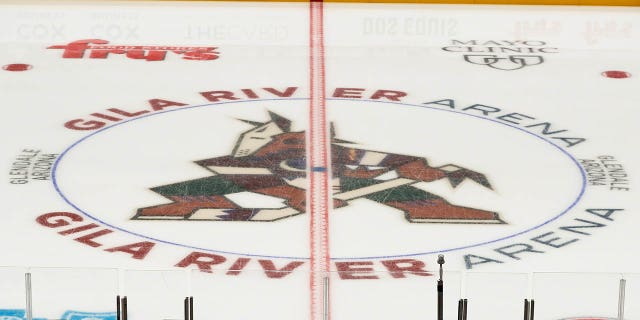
136,111,501,224
47,39,219,61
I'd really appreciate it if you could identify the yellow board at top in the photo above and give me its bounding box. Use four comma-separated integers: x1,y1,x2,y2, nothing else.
168,0,639,5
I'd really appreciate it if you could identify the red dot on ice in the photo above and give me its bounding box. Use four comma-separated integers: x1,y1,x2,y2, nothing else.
601,70,631,79
2,63,32,72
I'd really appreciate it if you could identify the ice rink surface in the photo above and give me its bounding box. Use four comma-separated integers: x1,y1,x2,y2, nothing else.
1,1,639,319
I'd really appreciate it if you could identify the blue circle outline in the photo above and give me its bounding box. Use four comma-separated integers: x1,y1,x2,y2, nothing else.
52,97,587,260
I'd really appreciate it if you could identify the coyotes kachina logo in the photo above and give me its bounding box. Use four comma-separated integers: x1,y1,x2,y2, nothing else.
442,40,558,70
136,112,501,223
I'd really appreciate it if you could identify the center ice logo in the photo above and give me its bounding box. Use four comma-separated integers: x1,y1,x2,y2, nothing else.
136,111,501,224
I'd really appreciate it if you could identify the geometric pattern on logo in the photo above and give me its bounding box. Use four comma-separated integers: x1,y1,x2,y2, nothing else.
136,111,503,224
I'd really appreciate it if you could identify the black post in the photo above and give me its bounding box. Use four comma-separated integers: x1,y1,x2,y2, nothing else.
529,300,535,320
184,296,194,320
116,296,121,320
437,255,445,320
122,296,128,320
184,297,189,320
524,299,530,320
438,280,443,320
189,296,194,320
462,299,468,320
457,299,464,320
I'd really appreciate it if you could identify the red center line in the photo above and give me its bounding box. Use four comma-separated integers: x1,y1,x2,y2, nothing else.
308,0,331,320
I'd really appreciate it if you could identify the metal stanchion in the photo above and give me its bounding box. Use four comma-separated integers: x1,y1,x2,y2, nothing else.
529,300,535,320
121,296,128,320
437,255,445,320
25,273,32,320
190,296,194,320
618,278,626,320
523,299,535,320
184,297,193,320
456,298,468,320
323,276,330,320
184,297,189,320
184,296,194,320
116,295,121,320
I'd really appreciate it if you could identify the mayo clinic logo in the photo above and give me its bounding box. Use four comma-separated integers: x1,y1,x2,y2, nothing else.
442,40,559,70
